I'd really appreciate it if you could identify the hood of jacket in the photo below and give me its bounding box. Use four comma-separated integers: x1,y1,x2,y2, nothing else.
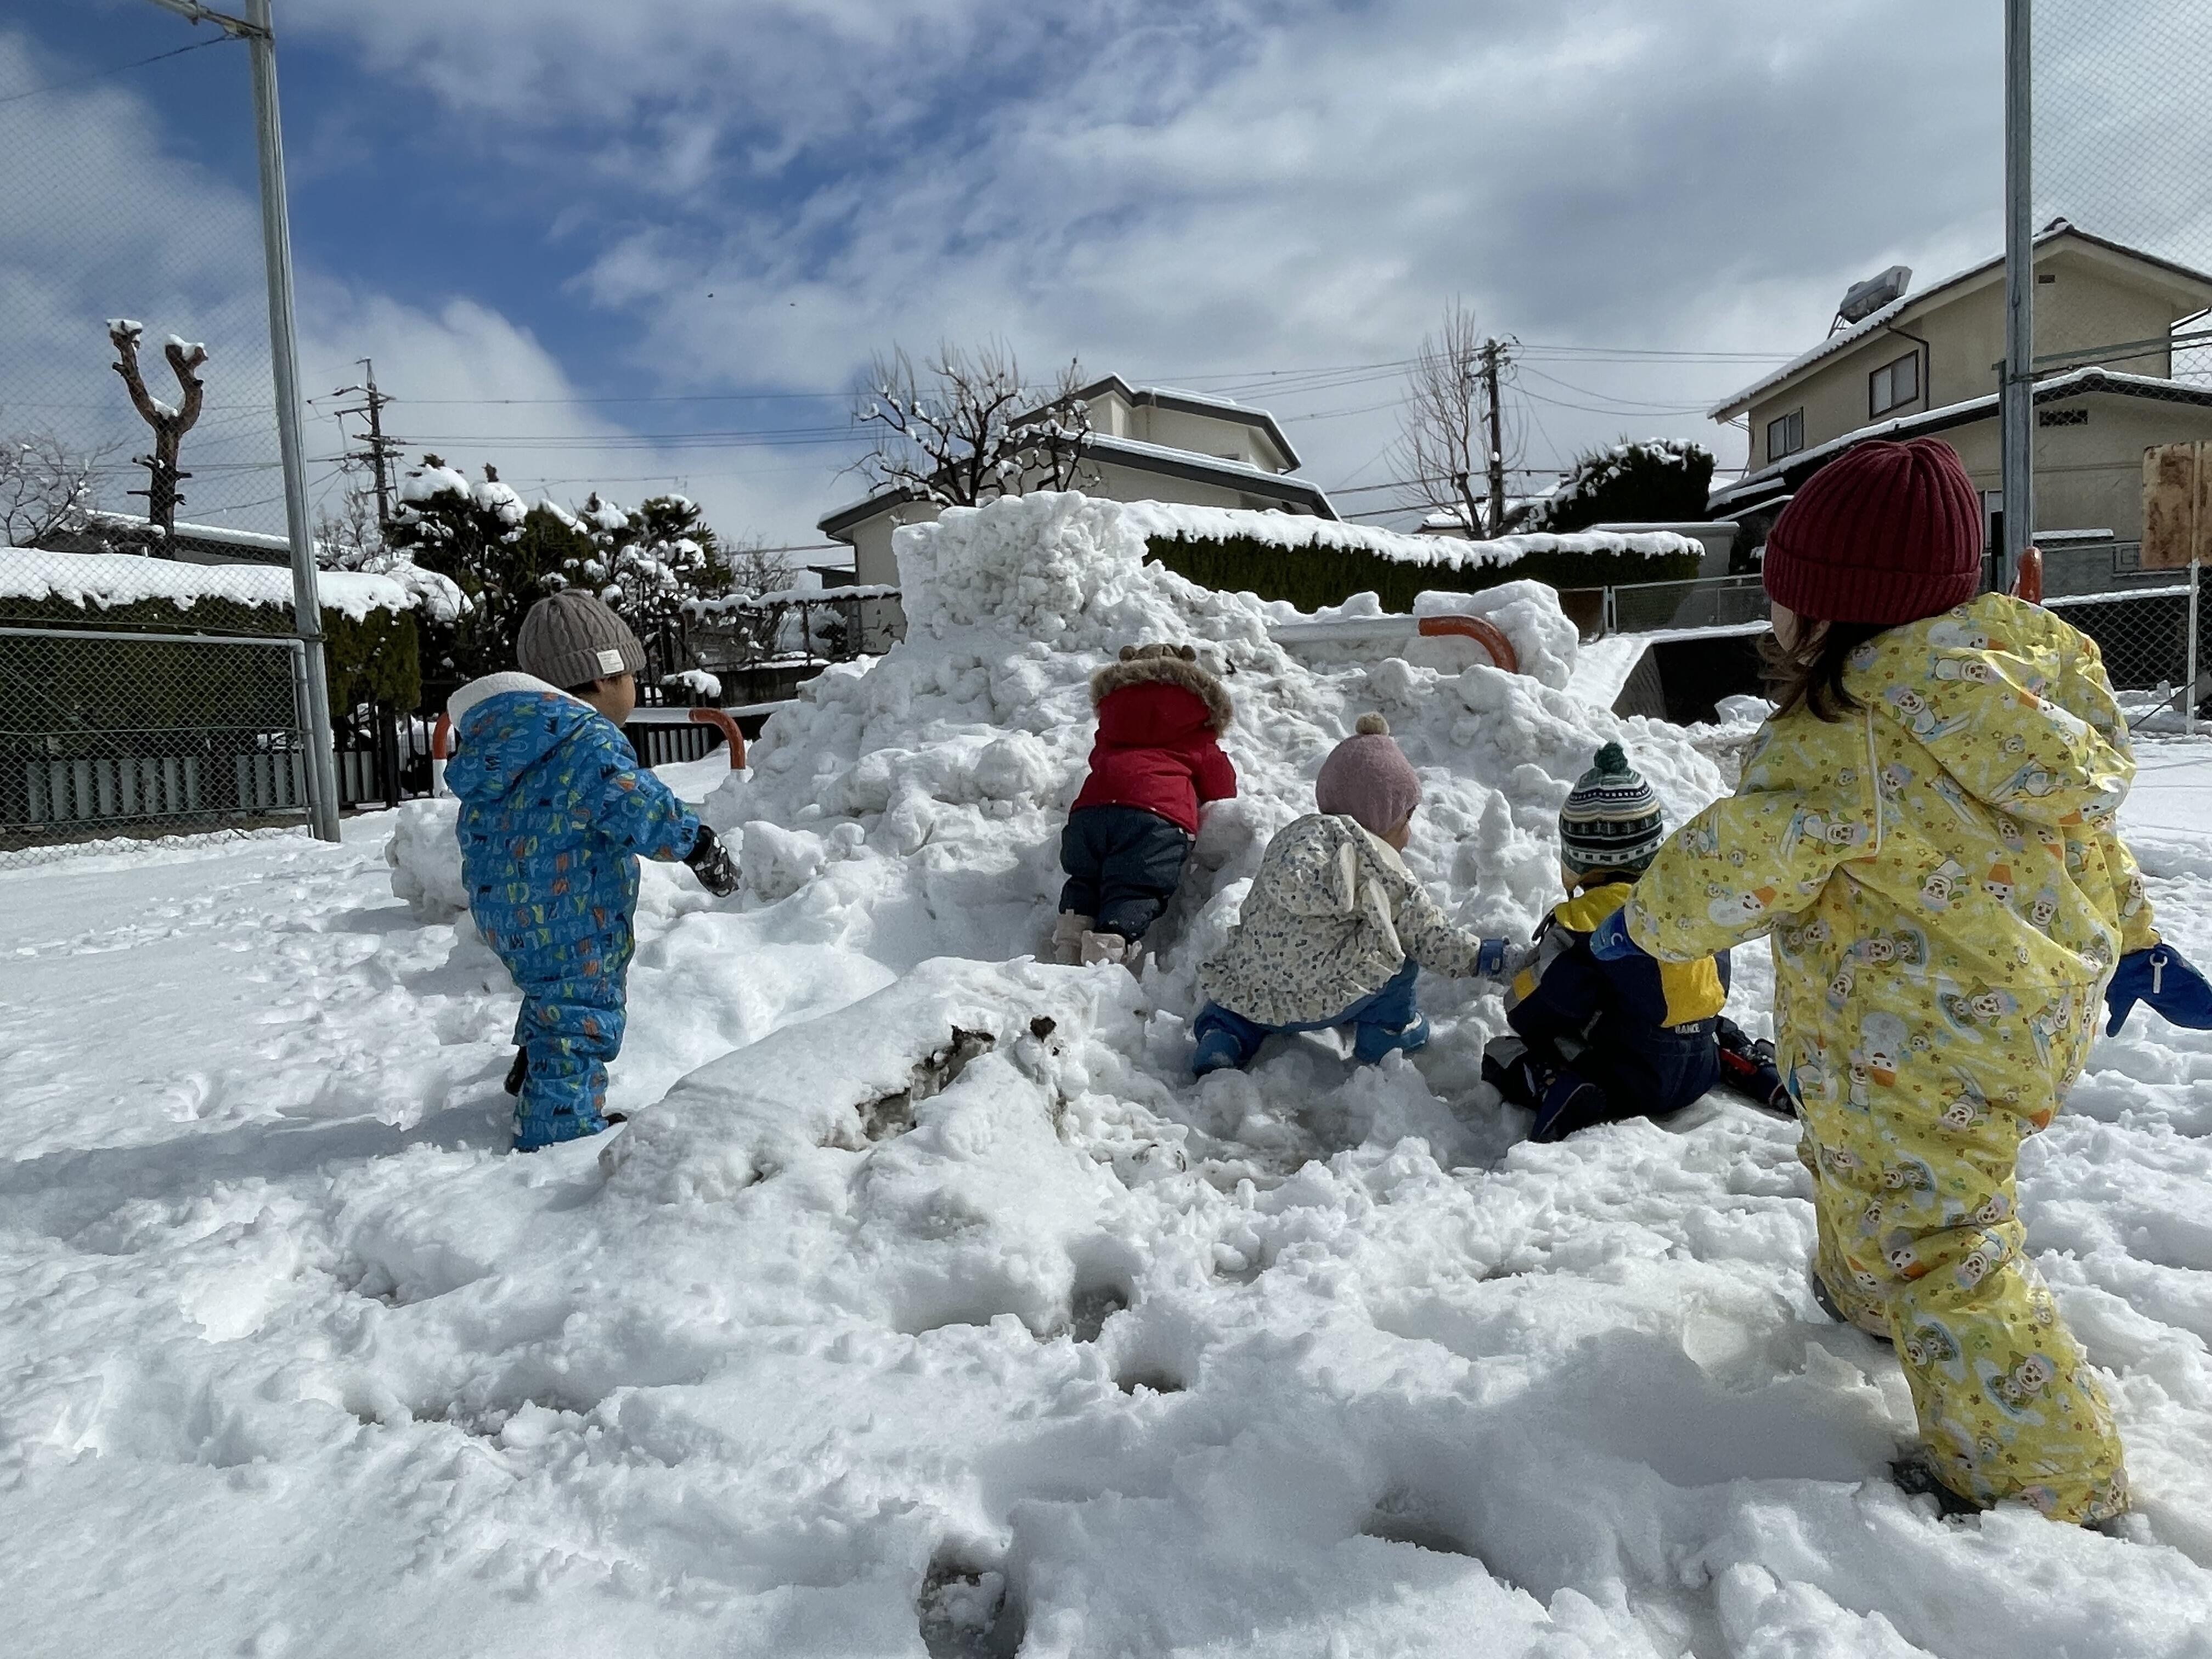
1846,593,2131,831
443,672,604,805
1090,648,1233,736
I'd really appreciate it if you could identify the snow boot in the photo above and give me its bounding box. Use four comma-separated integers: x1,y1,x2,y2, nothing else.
1716,1018,1793,1117
1192,1026,1247,1076
1891,1456,1986,1520
504,1048,528,1096
1079,929,1128,968
1528,1068,1612,1144
1810,1269,1893,1344
1051,911,1093,966
1353,1011,1430,1065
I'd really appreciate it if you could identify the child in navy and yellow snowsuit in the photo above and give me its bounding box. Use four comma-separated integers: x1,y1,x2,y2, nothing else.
1483,743,1782,1142
447,592,737,1150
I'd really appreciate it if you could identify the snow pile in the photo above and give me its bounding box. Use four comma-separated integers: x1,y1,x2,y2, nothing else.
1120,498,1700,573
0,547,427,621
1416,582,1582,690
661,667,723,701
678,490,1719,988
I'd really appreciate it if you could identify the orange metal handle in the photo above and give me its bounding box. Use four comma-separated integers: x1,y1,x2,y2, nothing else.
1416,613,1520,675
690,706,747,769
2011,544,2044,605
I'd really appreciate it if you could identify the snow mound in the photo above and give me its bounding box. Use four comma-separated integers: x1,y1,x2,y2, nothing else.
1415,580,1582,690
681,490,1721,989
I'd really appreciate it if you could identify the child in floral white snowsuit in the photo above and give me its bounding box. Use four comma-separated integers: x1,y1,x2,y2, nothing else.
1192,714,1515,1073
1601,439,2212,1524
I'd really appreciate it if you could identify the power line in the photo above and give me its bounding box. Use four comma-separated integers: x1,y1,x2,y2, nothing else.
0,36,230,110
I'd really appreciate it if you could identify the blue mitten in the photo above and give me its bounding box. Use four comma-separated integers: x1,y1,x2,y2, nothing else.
2105,944,2212,1035
1475,937,1519,980
1588,906,1647,963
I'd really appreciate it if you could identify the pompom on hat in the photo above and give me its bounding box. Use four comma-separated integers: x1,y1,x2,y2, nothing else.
1762,437,1984,625
1559,742,1664,881
1316,713,1422,837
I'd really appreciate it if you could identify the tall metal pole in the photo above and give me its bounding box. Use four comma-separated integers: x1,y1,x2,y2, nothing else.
246,0,341,840
2000,0,2035,597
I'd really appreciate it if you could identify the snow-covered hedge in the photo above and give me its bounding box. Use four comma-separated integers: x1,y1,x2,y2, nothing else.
0,548,431,710
1122,501,1701,613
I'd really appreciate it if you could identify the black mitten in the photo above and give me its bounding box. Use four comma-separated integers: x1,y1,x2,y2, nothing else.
684,823,740,898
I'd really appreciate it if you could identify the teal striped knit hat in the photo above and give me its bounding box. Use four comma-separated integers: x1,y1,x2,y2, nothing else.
1559,742,1664,881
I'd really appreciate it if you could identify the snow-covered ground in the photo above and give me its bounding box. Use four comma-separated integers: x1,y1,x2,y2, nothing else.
5,493,2212,1657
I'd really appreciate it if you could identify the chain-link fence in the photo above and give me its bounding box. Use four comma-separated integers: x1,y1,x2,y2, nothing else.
0,622,308,867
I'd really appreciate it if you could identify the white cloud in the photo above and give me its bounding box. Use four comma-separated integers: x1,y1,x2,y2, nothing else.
0,28,827,546
54,0,2206,546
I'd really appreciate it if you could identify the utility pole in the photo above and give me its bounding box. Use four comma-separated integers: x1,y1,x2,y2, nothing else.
1999,0,2035,596
1480,338,1510,539
333,358,400,528
147,0,341,839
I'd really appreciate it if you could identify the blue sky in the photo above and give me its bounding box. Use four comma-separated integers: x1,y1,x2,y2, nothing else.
9,0,2153,556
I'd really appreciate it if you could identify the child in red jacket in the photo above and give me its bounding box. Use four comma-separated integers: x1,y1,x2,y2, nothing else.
1056,644,1237,966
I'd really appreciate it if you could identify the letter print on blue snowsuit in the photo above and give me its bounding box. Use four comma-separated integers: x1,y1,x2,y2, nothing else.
446,681,700,1150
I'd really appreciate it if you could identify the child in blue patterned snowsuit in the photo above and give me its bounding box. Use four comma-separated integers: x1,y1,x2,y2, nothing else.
447,593,737,1150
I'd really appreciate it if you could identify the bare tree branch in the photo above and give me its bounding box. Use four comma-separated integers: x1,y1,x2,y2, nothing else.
0,427,114,549
850,341,1093,506
1390,300,1493,537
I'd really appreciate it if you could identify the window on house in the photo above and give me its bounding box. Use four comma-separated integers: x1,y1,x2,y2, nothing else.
1870,352,1920,416
2038,407,2089,428
1766,408,1804,462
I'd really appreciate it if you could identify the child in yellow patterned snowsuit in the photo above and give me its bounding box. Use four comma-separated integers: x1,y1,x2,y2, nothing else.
1595,440,2212,1525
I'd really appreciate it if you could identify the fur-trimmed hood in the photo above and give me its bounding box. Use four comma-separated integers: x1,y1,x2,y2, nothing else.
1089,644,1233,733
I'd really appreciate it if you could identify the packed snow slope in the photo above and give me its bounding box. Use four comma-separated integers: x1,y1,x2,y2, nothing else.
5,492,2212,1657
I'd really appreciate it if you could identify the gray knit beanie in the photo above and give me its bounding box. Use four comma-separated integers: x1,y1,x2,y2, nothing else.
1559,742,1664,880
517,591,645,690
1316,714,1423,837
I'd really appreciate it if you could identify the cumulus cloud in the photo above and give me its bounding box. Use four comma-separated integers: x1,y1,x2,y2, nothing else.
276,0,2036,523
25,3,2204,546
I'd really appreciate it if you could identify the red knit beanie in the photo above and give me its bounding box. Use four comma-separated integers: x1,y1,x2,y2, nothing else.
1762,438,1983,624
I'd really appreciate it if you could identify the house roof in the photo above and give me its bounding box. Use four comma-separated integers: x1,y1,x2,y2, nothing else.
1057,374,1301,470
816,436,1337,541
1709,364,2212,512
1082,431,1334,516
816,483,924,540
1709,221,2212,420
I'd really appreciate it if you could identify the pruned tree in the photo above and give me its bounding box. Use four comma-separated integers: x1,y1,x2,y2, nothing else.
851,341,1094,507
1,427,114,549
108,319,207,550
1392,301,1526,539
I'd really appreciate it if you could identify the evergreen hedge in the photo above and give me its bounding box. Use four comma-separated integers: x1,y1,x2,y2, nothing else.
1142,532,1700,613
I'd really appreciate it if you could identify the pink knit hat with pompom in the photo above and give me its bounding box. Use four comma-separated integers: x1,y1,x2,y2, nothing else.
1316,714,1421,836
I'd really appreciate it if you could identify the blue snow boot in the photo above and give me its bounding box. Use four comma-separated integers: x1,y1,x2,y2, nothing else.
1528,1068,1611,1144
1192,1026,1249,1077
1353,1012,1430,1065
